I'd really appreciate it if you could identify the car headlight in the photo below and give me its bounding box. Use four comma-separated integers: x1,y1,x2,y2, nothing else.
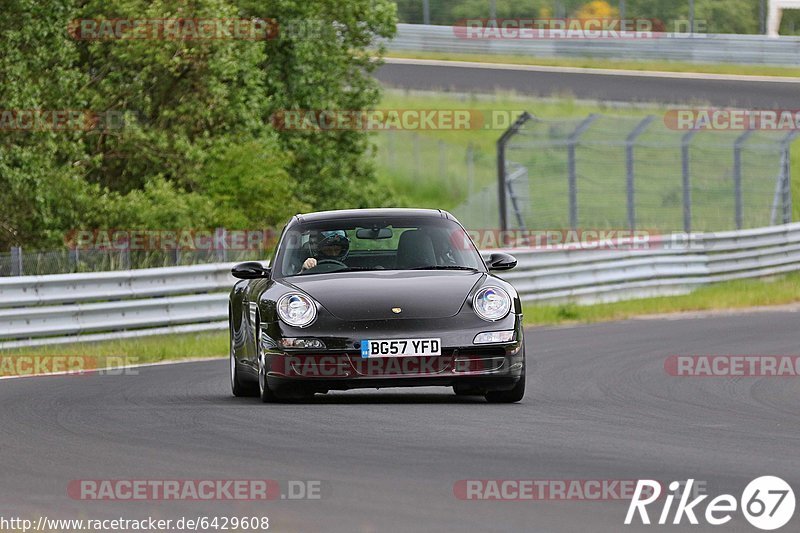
473,286,512,321
277,293,317,328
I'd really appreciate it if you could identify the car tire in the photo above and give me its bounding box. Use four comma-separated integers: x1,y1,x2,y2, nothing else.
485,375,525,403
485,348,526,403
258,353,281,403
230,322,257,397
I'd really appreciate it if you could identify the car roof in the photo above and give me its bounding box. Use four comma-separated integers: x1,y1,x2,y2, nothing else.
294,208,454,223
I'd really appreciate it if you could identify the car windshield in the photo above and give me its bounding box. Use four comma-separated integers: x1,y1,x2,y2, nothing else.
274,216,486,278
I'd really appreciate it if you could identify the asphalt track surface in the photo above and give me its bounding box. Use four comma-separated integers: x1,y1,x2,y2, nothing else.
375,59,800,107
1,311,799,532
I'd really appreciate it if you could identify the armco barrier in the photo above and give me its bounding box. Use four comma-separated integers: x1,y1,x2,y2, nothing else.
384,24,800,67
1,223,799,348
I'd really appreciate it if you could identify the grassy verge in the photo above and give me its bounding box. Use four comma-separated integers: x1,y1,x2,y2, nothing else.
386,50,800,78
524,272,800,326
0,331,228,364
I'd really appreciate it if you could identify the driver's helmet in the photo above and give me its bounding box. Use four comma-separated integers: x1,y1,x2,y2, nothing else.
309,230,350,261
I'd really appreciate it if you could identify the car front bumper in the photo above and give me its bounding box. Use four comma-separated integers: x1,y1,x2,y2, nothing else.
262,314,525,394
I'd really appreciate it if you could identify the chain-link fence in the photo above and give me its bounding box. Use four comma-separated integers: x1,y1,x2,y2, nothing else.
374,130,496,210
454,113,797,233
0,246,263,277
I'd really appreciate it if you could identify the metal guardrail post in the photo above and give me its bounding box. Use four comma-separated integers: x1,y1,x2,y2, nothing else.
681,129,700,233
626,116,656,231
733,130,754,230
497,112,533,232
567,114,599,230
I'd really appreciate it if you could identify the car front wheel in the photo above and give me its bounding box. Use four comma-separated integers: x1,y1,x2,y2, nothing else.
484,371,525,403
258,353,280,403
230,329,257,397
485,346,526,403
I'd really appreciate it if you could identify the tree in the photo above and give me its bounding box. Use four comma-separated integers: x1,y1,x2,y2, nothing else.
0,0,398,251
238,0,398,210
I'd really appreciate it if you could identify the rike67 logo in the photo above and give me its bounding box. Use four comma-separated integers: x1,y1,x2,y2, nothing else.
626,477,796,530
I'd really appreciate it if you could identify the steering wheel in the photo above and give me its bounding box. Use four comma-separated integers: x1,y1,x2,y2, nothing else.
315,259,347,268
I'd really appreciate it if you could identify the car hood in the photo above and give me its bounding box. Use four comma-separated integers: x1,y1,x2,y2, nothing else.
281,270,484,321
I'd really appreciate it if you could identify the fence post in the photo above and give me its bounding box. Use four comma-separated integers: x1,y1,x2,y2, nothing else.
625,115,655,231
413,133,421,181
387,129,395,168
438,140,446,179
567,114,599,230
466,143,474,195
681,129,699,233
496,112,533,232
10,247,22,276
780,131,799,224
215,227,227,262
69,248,79,273
733,130,754,230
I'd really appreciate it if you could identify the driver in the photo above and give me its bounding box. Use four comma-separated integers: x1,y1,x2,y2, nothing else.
302,230,350,271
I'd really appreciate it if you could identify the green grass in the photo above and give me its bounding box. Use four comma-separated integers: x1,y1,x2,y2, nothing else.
524,272,800,326
0,331,228,364
386,50,800,79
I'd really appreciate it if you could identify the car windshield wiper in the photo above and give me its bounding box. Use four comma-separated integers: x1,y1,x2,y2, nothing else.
409,265,479,271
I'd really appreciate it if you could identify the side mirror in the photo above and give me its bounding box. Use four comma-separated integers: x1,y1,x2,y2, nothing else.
232,261,271,280
487,252,517,271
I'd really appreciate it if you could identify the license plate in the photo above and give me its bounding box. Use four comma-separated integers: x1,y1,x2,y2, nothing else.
360,338,441,358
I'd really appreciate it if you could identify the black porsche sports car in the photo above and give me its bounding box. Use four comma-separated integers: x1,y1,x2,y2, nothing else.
228,208,525,403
